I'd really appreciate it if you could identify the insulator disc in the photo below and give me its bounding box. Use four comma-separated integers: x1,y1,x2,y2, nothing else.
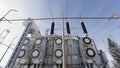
31,49,40,58
55,38,62,45
86,48,95,57
34,38,42,45
83,37,91,44
54,49,62,58
23,38,30,45
18,49,26,58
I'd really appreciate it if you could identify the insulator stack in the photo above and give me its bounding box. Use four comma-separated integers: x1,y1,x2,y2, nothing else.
66,22,71,34
50,22,55,35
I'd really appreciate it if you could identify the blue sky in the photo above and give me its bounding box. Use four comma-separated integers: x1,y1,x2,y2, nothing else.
0,0,120,67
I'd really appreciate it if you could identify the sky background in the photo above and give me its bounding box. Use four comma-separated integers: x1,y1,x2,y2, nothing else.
0,0,120,67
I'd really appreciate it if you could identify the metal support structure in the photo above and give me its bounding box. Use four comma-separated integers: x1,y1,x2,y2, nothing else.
0,42,14,50
0,36,17,62
0,9,18,24
62,9,67,68
5,20,32,68
101,7,120,22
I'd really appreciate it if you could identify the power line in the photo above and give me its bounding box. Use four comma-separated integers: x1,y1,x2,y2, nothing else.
1,17,120,21
79,0,86,17
47,0,54,21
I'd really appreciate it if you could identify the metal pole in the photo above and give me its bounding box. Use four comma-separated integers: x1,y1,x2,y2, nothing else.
0,36,17,62
0,42,14,50
0,9,18,23
101,7,115,15
101,7,120,22
1,17,120,21
62,9,66,68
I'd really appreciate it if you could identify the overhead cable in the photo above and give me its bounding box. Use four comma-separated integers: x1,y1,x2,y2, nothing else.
1,17,120,21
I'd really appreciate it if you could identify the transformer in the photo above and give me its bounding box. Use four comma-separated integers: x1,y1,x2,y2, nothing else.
5,20,110,68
